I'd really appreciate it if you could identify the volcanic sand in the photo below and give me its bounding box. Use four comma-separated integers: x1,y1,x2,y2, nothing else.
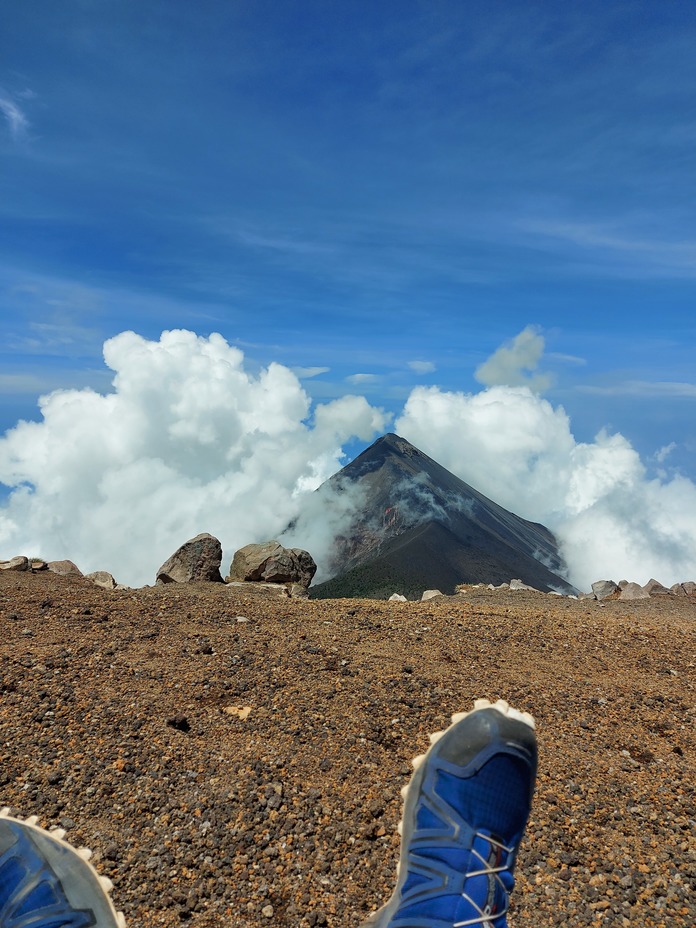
0,570,693,927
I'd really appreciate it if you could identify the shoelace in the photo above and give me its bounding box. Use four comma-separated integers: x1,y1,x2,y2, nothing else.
452,833,514,927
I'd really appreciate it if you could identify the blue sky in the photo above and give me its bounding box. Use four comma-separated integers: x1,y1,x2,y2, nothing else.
1,1,695,480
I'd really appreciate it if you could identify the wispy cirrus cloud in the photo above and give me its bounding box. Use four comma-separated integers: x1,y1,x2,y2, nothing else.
579,380,696,398
521,218,696,277
0,92,29,140
408,360,436,374
292,366,330,379
346,373,379,385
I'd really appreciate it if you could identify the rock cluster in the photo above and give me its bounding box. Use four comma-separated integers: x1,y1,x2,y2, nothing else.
582,578,696,601
154,536,316,597
2,534,318,599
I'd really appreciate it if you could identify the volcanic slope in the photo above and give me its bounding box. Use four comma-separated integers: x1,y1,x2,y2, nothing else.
0,569,693,928
310,433,574,599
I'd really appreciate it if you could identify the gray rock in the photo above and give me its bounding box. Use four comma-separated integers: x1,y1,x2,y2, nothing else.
642,578,671,595
388,593,407,601
30,559,48,571
0,556,29,572
578,591,597,600
671,583,688,596
591,580,619,600
617,579,629,589
681,581,696,595
48,560,83,578
228,541,316,588
618,582,651,601
156,533,223,584
421,589,443,601
85,571,118,590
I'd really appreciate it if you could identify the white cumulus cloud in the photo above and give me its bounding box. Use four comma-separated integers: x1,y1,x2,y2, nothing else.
395,384,696,590
2,325,695,594
475,325,551,393
0,330,388,586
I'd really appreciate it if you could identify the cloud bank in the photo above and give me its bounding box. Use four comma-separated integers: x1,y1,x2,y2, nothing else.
395,384,696,590
1,326,695,592
0,330,388,586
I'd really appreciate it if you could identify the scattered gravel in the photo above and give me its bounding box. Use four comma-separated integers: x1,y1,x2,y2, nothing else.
1,571,694,927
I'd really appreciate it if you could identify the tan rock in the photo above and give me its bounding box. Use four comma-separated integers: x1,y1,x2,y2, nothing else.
0,556,29,572
85,571,118,590
48,559,83,578
618,582,651,601
228,541,316,588
642,578,672,595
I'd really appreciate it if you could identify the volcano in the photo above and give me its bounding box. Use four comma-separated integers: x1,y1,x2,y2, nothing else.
309,433,575,599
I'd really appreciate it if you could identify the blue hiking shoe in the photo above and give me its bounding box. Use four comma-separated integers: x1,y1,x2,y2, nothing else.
360,698,537,928
0,808,125,927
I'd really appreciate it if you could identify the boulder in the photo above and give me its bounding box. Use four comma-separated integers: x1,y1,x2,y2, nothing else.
85,571,118,590
228,541,316,588
389,593,407,601
591,580,619,600
156,533,223,584
421,589,443,601
30,559,48,571
681,581,696,595
617,580,629,590
0,556,29,572
670,583,687,596
48,560,83,578
618,582,651,601
642,578,671,595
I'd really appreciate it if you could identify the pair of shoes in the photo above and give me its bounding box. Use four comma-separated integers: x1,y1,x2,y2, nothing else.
360,698,537,928
0,808,125,927
0,699,535,928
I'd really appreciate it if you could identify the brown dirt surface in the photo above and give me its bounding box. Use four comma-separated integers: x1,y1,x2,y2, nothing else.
1,571,694,927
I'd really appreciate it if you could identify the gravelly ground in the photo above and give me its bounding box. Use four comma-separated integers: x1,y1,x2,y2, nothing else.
0,570,694,927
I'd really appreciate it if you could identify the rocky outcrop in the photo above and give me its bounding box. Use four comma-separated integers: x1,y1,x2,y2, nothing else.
228,542,316,589
156,533,223,584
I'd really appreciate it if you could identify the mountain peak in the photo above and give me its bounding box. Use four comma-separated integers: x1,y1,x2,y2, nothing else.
312,433,575,599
